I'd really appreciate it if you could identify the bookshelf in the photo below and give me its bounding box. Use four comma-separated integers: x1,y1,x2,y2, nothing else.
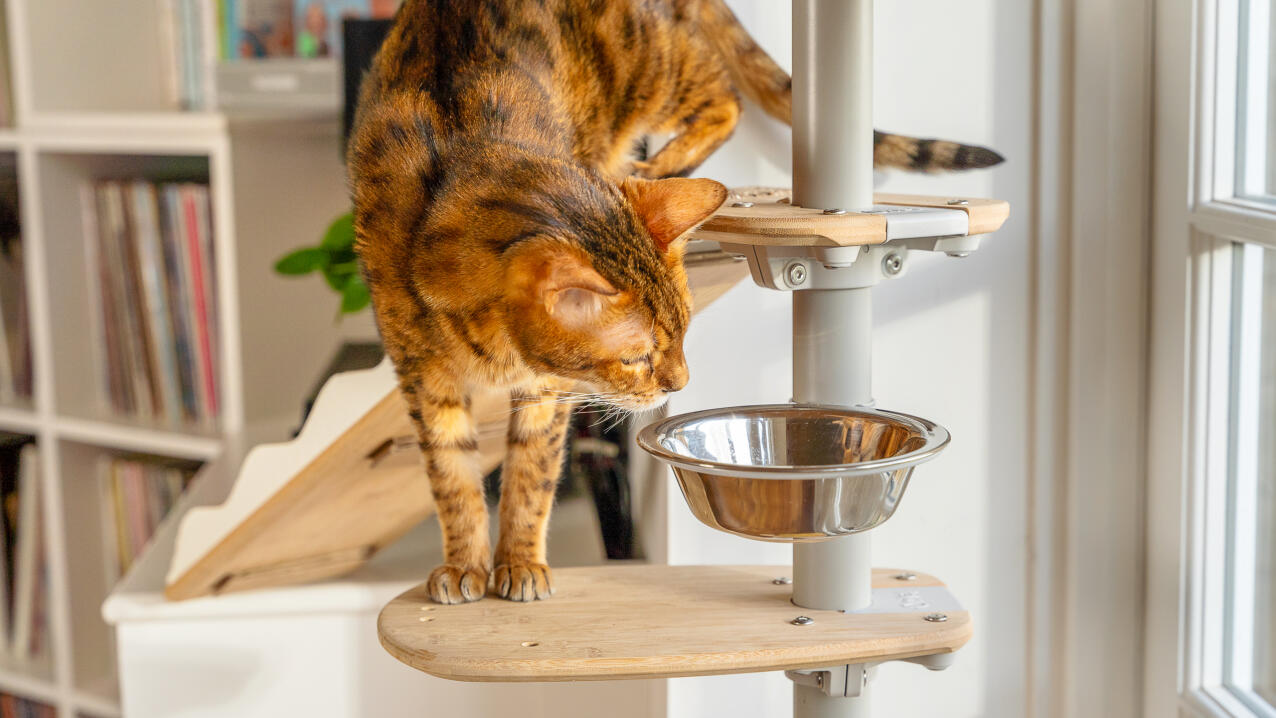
0,0,365,716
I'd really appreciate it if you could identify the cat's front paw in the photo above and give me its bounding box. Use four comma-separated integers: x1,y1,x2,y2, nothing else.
426,564,489,604
493,563,554,601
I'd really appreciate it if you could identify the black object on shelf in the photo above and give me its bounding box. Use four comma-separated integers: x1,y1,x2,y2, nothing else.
568,412,636,560
294,341,385,436
342,18,395,152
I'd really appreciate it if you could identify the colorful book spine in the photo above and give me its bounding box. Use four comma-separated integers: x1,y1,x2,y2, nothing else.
99,455,198,580
182,185,219,420
84,180,218,426
131,181,183,425
0,437,47,664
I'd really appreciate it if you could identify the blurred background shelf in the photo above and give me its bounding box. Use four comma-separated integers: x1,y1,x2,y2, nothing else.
0,0,381,714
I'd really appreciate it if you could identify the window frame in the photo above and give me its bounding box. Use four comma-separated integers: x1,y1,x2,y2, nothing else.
1148,1,1276,717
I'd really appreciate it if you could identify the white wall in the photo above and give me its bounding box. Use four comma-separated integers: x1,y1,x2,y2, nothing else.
660,1,1034,716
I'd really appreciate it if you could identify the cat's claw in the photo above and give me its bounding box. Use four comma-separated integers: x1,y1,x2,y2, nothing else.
493,563,554,601
426,564,489,604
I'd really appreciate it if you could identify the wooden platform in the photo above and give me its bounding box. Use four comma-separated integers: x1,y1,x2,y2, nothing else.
692,187,1010,247
378,565,971,682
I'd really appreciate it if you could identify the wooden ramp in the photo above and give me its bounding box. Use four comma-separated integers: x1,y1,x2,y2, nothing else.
378,565,971,682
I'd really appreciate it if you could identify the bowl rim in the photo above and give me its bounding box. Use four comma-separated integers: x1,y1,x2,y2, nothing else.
635,402,951,480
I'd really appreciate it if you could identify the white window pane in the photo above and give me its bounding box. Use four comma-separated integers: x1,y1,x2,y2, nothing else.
1236,0,1276,200
1224,243,1276,711
1253,246,1276,705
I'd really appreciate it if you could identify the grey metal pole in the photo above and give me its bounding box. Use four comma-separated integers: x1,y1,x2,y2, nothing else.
791,288,873,612
790,0,875,613
791,0,874,212
790,0,876,715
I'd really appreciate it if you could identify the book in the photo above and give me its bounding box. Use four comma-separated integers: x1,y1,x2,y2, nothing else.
0,434,25,645
118,184,165,418
159,185,199,421
83,180,219,426
82,184,118,414
99,455,198,580
191,184,219,417
96,457,120,592
156,0,182,107
238,0,296,58
0,284,11,406
295,0,396,58
10,444,38,659
0,695,53,718
0,235,27,405
131,181,182,425
181,184,219,421
96,183,154,419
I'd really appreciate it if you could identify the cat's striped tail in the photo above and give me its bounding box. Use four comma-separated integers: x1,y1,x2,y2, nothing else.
695,0,1004,172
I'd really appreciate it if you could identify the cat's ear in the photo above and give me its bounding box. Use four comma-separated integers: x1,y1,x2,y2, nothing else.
540,252,618,327
620,177,728,254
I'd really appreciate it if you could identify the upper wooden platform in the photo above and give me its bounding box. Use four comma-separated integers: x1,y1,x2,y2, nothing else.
692,187,1010,247
378,565,971,682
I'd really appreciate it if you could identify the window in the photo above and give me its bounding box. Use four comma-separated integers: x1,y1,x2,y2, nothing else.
1220,243,1276,714
1148,1,1276,716
1235,0,1276,200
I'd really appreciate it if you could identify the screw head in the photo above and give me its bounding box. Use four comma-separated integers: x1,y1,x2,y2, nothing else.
791,616,814,626
923,613,949,623
772,577,793,585
785,263,808,286
882,252,904,276
947,199,969,206
894,572,918,581
822,208,848,215
731,201,755,208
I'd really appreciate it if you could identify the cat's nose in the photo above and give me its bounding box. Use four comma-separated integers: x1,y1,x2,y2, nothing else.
659,364,689,393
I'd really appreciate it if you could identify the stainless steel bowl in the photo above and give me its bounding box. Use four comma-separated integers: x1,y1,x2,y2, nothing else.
636,404,950,541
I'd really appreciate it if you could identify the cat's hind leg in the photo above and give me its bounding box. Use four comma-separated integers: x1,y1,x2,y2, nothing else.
398,364,491,604
634,88,741,180
493,380,576,601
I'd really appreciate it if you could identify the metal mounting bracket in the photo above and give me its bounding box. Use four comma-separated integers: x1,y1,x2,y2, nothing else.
719,231,981,293
786,664,872,698
784,650,957,699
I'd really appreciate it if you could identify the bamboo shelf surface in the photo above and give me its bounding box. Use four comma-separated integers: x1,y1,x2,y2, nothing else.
378,565,971,682
693,187,1009,247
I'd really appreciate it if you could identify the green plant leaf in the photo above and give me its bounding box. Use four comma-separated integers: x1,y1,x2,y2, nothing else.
322,263,354,291
340,277,371,313
328,246,358,266
274,247,328,275
320,212,356,252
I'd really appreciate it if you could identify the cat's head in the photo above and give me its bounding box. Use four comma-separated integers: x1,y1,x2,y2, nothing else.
499,173,727,411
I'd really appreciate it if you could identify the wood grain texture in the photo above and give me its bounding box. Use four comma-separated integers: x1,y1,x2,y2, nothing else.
164,389,508,600
693,187,1010,247
164,258,748,600
378,565,971,682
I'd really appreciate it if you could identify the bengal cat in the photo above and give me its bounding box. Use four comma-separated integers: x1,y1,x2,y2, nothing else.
348,0,1003,604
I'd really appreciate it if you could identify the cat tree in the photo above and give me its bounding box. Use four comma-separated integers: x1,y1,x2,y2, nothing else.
376,1,1008,717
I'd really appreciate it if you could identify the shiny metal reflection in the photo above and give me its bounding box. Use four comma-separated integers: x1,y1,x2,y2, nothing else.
636,404,949,541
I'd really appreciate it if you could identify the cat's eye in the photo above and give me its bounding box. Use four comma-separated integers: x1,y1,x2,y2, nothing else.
620,354,651,366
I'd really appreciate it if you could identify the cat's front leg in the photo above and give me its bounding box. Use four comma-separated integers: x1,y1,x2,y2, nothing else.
493,381,576,601
634,89,741,179
400,370,491,604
